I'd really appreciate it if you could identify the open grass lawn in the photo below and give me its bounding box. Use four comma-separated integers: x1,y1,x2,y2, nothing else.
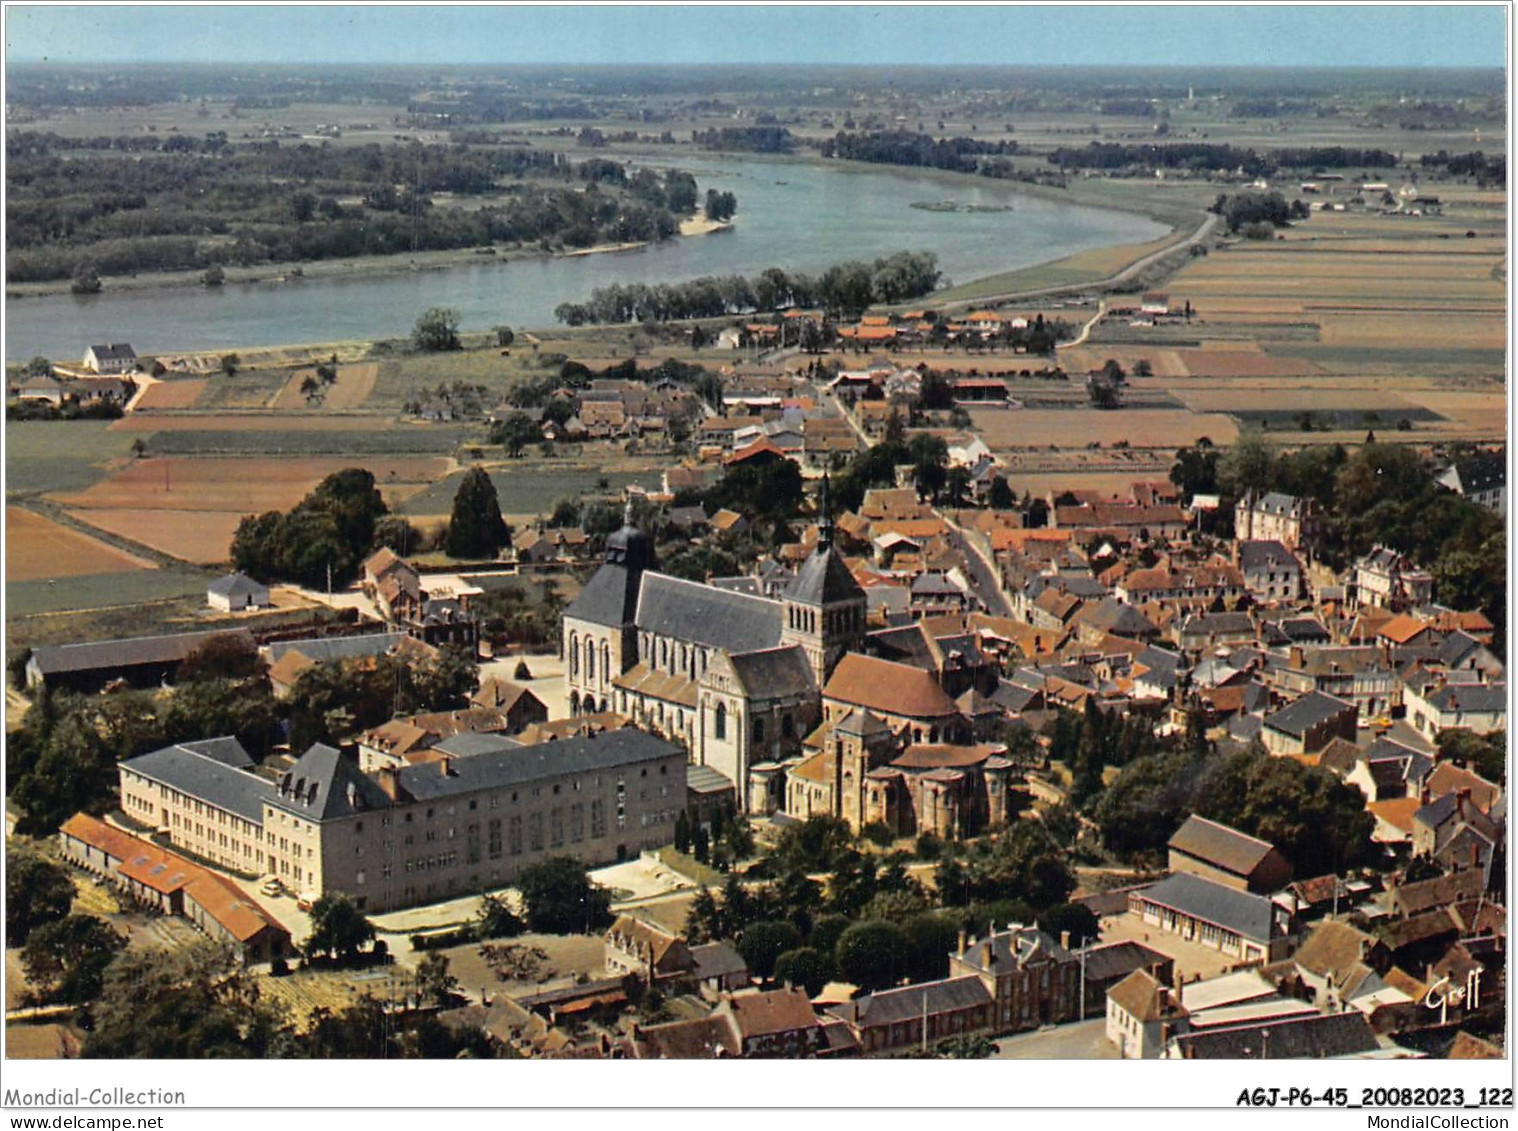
5,420,137,496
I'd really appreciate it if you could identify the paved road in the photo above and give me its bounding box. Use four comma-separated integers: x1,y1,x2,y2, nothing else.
993,1017,1119,1060
942,519,1012,617
938,210,1222,313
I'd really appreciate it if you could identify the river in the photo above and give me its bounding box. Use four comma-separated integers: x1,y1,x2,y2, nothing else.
3,153,1166,361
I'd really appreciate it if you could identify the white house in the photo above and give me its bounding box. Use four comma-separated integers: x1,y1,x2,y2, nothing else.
206,572,271,612
84,344,137,375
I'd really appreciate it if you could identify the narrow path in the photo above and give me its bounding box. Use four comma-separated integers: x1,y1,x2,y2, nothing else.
1057,300,1107,352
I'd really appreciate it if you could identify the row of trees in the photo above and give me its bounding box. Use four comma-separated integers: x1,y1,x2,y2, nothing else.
554,251,942,325
821,130,1018,173
1046,141,1398,175
1210,191,1310,233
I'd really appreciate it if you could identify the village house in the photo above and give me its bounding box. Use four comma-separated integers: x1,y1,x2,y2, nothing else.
1261,691,1358,757
1436,451,1505,517
1234,491,1316,552
1404,680,1507,739
84,343,138,374
1236,540,1304,604
1353,546,1434,612
1167,815,1293,895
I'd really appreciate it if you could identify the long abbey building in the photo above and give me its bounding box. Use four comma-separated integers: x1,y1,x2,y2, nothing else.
562,494,1016,841
562,499,865,814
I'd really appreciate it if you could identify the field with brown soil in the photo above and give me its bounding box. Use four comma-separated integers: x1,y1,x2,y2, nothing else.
271,363,380,411
1173,387,1425,414
6,506,157,581
133,378,207,410
63,508,246,565
51,456,447,514
1171,350,1323,378
971,407,1238,450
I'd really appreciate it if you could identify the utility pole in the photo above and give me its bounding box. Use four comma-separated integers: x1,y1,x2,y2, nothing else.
921,988,929,1054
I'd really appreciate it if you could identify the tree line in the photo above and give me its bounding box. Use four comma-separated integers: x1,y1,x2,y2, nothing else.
1418,150,1505,187
1046,141,1399,175
6,136,719,282
690,126,795,153
554,250,941,324
821,130,1019,173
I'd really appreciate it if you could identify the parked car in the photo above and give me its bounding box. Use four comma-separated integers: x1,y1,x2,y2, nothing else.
260,878,283,897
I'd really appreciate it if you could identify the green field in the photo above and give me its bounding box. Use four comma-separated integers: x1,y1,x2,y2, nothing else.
5,567,210,619
143,427,470,455
397,464,661,518
5,421,137,496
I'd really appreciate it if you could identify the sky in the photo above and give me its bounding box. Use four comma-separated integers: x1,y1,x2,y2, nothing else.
3,4,1508,68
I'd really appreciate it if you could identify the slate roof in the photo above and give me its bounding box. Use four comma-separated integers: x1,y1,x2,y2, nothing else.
1446,452,1505,496
788,546,865,606
206,572,267,598
264,632,408,664
397,729,683,803
865,624,938,671
1425,683,1507,714
30,628,257,677
1264,691,1355,738
690,942,749,983
829,976,992,1029
635,573,783,654
1168,816,1280,879
1170,1010,1378,1060
272,743,393,819
1238,540,1301,573
88,343,137,361
727,645,817,699
1137,873,1277,943
180,736,256,769
122,740,276,823
1080,940,1173,984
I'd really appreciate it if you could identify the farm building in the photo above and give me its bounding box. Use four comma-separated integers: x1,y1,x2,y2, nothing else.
26,628,257,693
206,571,272,612
58,813,290,965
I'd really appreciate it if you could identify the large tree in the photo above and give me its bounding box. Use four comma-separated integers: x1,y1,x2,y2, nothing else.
21,913,126,1004
517,857,612,934
6,844,76,947
304,894,377,964
445,468,511,559
833,919,909,992
412,307,462,352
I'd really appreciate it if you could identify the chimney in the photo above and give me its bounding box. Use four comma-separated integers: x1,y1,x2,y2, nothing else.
957,929,967,957
1289,645,1305,669
1060,930,1071,952
440,755,455,777
1456,787,1471,820
376,764,401,801
1420,782,1431,807
981,941,993,969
